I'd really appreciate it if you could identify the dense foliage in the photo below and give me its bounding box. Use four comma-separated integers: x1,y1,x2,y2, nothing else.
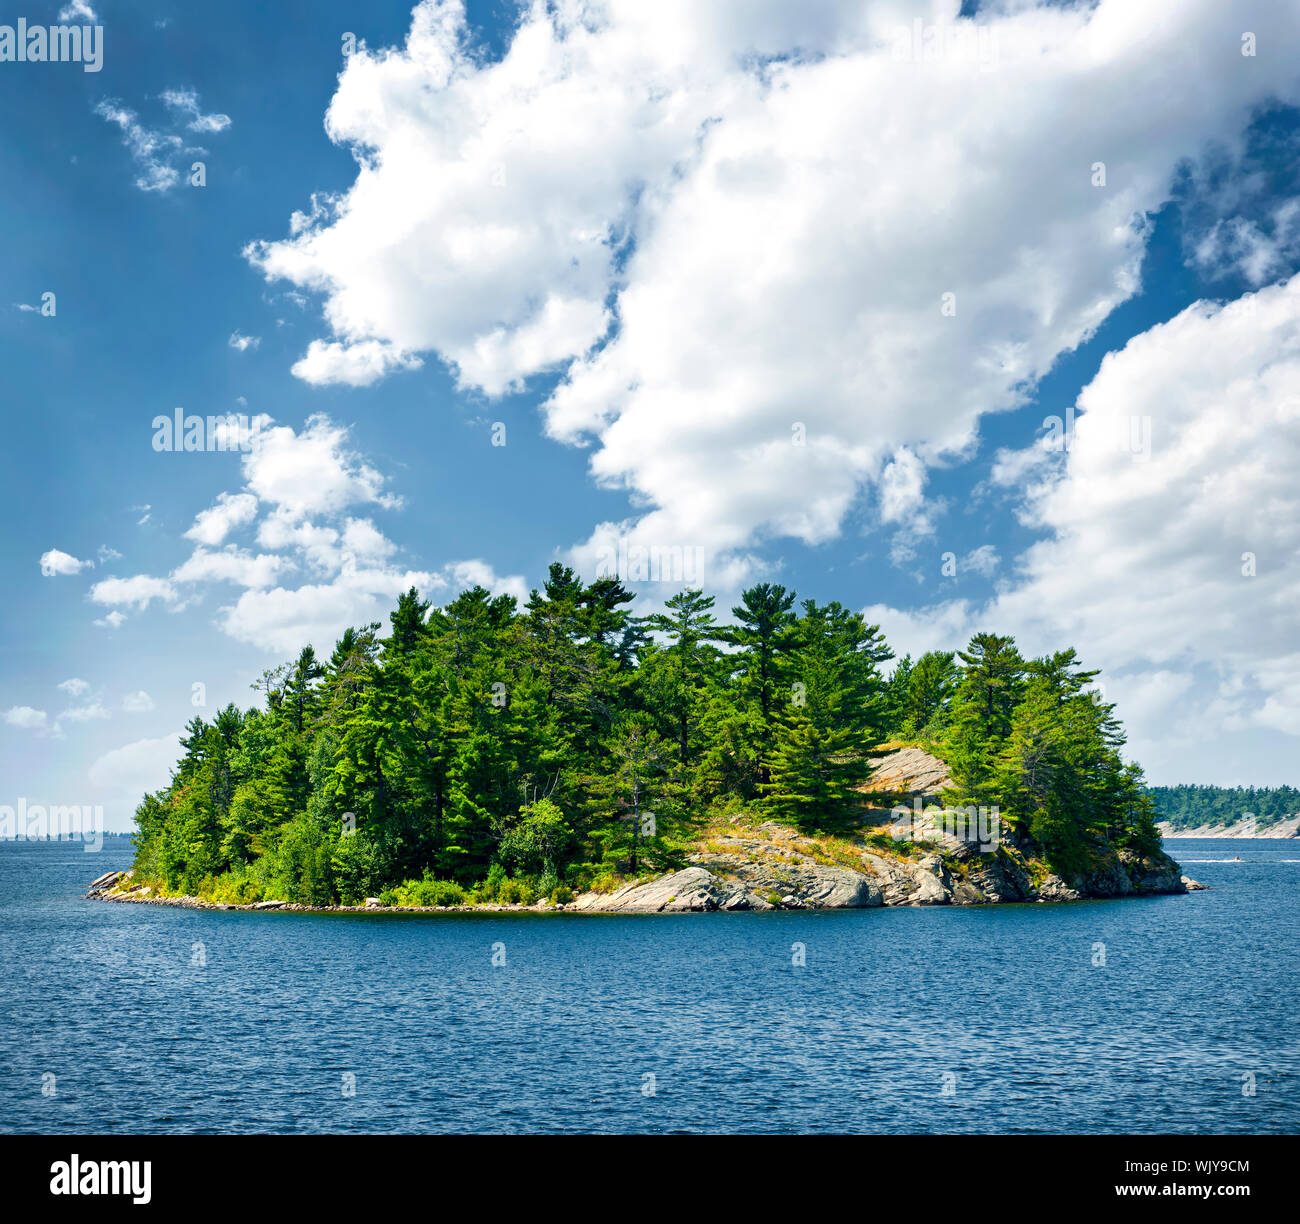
1147,784,1299,831
131,570,1161,905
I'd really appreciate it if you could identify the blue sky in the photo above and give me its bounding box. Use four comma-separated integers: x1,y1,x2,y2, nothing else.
5,0,1300,828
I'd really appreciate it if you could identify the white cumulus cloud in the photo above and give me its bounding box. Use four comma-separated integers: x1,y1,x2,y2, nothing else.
247,0,1300,589
868,272,1300,780
184,492,259,546
40,549,92,576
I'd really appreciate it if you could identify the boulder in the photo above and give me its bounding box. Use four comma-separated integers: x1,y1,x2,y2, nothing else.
592,867,722,912
909,855,951,905
798,864,883,908
1036,873,1082,902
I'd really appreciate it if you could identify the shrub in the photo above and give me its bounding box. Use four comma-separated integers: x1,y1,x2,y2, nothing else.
498,878,535,905
480,862,508,901
402,876,468,907
497,799,574,877
549,884,573,906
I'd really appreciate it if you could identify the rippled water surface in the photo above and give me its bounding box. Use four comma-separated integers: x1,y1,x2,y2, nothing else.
1,838,1296,1133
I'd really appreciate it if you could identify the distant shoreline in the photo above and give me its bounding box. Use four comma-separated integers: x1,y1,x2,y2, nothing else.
1158,817,1300,839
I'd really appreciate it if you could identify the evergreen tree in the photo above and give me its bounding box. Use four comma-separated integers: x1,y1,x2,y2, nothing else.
726,583,799,788
642,588,724,766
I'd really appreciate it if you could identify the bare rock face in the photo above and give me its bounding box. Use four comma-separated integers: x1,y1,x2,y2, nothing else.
964,852,1032,903
577,867,729,912
867,747,950,798
574,862,883,912
863,852,940,905
87,870,121,892
1181,875,1208,891
798,865,881,908
1036,873,1083,902
1118,849,1186,895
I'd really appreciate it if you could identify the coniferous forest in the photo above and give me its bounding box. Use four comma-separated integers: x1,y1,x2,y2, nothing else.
1146,784,1300,831
131,566,1162,907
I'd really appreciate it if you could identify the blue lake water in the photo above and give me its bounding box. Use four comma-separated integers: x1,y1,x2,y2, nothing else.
0,838,1296,1134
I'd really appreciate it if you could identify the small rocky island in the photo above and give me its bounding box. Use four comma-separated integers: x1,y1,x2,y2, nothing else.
89,748,1204,914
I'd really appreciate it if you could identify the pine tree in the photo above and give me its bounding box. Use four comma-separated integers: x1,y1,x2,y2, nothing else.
764,600,889,828
726,583,799,788
642,588,724,767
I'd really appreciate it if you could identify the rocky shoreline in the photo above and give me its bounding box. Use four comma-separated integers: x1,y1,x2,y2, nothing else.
1157,815,1300,839
87,852,1206,916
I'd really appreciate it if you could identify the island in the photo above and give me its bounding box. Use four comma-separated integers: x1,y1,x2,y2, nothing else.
89,572,1199,913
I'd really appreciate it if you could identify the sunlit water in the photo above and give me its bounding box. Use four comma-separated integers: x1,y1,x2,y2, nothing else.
1,838,1296,1134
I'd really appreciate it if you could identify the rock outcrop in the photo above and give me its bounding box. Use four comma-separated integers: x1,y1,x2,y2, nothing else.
572,861,884,912
572,746,1191,911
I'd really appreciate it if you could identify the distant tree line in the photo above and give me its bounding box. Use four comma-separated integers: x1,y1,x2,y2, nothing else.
1146,783,1299,831
131,567,1161,906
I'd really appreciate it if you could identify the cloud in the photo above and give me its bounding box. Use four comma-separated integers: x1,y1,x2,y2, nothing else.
89,574,178,611
868,272,1300,776
40,549,92,576
1189,205,1300,286
97,545,123,562
160,88,232,134
962,545,1000,578
3,706,48,731
228,330,261,352
96,89,230,192
216,557,525,655
171,546,289,589
58,1,97,21
290,339,422,387
88,733,183,801
248,0,1300,586
184,492,259,546
94,101,184,192
879,448,943,566
60,701,110,723
94,611,127,629
121,691,155,713
57,678,90,697
241,414,399,522
99,410,524,653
